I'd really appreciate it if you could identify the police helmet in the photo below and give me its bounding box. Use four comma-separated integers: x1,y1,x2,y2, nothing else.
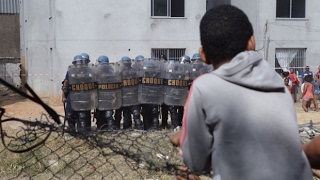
144,60,156,68
97,55,109,65
135,55,144,61
72,55,86,65
179,55,191,64
121,56,131,64
80,53,90,63
192,53,200,60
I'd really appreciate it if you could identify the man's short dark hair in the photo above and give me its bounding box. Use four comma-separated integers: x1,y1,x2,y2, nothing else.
200,5,253,65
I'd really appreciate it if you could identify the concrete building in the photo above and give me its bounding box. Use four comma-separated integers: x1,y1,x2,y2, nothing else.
20,0,206,103
233,0,319,77
20,0,319,102
208,0,318,77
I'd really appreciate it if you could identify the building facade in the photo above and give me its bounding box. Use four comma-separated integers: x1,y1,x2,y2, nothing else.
234,0,320,76
20,0,320,102
20,0,205,102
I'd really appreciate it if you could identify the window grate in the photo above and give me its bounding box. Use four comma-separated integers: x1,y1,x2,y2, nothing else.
275,48,306,77
151,48,186,61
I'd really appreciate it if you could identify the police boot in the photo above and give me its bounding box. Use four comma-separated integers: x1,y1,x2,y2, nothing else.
66,111,76,134
143,113,151,130
169,106,179,130
122,108,132,130
78,111,91,132
132,108,143,130
114,109,122,129
95,110,108,130
151,106,159,130
177,106,184,126
161,104,168,129
105,110,117,130
141,105,151,130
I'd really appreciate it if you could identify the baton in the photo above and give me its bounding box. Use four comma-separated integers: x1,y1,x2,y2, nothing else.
62,102,66,136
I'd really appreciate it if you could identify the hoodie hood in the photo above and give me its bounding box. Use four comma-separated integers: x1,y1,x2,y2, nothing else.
212,51,284,92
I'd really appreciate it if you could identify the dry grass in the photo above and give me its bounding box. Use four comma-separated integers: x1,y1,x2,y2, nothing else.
0,127,193,180
0,123,318,180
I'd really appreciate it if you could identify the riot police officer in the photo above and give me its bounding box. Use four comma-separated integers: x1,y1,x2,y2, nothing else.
191,53,200,63
177,55,191,127
163,55,190,130
62,55,79,132
180,55,191,64
190,53,213,79
94,55,121,130
115,56,143,130
81,53,90,63
133,55,149,125
139,59,164,130
67,53,97,132
159,54,169,129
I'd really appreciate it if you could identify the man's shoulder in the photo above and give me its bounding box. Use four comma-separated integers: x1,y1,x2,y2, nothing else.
193,72,215,81
192,73,220,89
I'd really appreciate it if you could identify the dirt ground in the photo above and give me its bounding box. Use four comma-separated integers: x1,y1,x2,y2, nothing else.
0,91,65,122
0,92,319,179
0,91,318,126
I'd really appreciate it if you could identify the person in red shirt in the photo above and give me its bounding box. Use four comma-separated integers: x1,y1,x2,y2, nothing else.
288,68,299,102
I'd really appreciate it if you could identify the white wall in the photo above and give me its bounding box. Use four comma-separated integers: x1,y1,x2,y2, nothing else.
231,0,259,49
20,0,205,103
236,0,320,74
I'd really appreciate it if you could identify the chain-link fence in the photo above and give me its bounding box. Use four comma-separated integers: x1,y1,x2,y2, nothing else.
0,78,212,180
0,121,182,179
1,77,320,179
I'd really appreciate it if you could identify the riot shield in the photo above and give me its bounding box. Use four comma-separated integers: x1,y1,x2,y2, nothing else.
68,64,97,111
163,61,190,106
190,59,213,81
95,63,122,110
119,59,140,106
138,59,164,105
132,59,143,70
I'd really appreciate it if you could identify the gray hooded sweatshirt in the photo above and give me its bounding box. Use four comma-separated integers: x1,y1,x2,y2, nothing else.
180,51,312,180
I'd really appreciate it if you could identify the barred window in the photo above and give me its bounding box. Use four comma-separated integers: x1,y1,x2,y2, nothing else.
151,48,186,61
151,0,185,17
0,0,20,14
275,48,306,76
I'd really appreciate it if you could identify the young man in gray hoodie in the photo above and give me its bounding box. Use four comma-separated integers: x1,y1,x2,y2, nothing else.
171,5,312,180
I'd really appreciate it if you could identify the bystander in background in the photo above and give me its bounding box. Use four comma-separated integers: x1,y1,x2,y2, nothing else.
288,68,299,102
303,66,313,82
312,74,320,111
302,75,314,112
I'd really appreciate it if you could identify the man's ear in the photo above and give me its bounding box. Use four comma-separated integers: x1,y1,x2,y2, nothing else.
247,35,256,51
199,47,211,65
